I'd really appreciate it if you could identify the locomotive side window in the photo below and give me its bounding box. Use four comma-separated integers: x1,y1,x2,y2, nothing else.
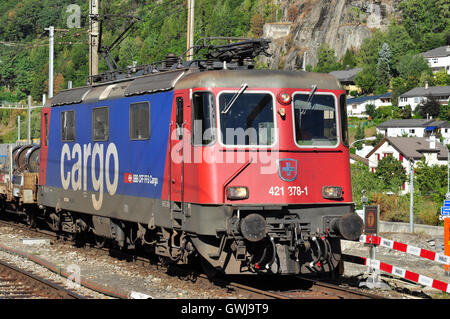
176,97,183,140
293,93,337,147
219,92,274,146
192,92,216,146
92,107,109,141
61,110,75,142
44,113,49,146
130,102,150,140
339,94,349,146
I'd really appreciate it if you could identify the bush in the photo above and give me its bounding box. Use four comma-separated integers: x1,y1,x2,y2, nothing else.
415,199,440,225
371,193,410,222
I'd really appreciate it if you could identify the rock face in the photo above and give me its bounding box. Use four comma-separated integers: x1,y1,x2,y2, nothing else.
263,0,402,70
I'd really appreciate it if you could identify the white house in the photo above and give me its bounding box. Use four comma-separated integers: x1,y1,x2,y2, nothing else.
376,119,450,144
366,136,448,193
347,93,392,118
398,84,450,110
421,45,450,74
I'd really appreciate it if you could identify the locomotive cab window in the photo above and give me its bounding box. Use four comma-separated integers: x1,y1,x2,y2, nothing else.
130,102,150,140
92,107,109,141
339,94,349,146
219,92,275,146
61,110,75,142
192,92,216,146
293,93,337,147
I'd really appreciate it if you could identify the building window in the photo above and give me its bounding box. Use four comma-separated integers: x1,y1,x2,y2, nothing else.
61,110,75,142
130,102,150,140
92,107,109,141
409,129,415,134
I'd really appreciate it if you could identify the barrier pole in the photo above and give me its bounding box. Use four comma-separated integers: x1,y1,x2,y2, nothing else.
445,218,450,276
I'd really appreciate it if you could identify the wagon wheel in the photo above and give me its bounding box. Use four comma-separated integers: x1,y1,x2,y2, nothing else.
26,211,37,229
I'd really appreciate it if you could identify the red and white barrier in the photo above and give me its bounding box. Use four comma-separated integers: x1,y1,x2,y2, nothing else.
343,254,450,293
360,234,450,265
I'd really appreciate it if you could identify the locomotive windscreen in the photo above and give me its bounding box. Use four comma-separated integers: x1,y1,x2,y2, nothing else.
219,92,275,146
293,94,338,147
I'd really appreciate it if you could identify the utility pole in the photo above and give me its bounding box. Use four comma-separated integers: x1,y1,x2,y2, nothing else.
17,116,20,143
89,0,99,81
409,159,414,233
27,95,31,144
44,26,54,99
186,0,194,61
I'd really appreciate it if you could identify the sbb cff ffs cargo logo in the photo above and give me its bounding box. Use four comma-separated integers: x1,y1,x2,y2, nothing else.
277,159,298,182
124,173,133,184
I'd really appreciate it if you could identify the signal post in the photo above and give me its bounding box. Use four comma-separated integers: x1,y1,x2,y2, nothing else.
441,200,450,275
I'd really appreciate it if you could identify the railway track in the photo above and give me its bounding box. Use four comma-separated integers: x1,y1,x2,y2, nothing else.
218,275,385,299
0,259,85,299
0,217,385,299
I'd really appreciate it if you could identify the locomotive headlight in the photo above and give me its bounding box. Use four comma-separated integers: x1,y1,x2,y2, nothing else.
322,186,343,199
277,91,291,105
227,186,249,200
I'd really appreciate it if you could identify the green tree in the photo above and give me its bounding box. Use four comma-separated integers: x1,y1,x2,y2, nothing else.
354,66,377,95
341,48,356,69
313,43,341,73
397,54,433,90
383,23,416,75
351,162,385,209
416,95,441,118
365,104,376,119
434,69,450,86
375,43,391,93
400,105,412,119
399,0,448,51
356,29,386,66
354,123,365,150
375,156,407,192
415,160,448,203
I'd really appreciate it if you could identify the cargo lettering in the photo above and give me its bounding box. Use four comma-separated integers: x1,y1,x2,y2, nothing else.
60,143,119,210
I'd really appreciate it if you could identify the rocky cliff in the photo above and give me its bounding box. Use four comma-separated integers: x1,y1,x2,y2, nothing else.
263,0,403,70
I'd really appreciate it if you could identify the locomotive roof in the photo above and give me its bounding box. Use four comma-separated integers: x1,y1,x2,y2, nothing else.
175,69,342,90
48,69,341,107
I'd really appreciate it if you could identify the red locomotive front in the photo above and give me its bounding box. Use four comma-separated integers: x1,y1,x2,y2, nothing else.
162,69,363,276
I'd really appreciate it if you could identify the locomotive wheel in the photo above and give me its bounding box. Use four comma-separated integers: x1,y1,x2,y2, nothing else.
93,234,106,248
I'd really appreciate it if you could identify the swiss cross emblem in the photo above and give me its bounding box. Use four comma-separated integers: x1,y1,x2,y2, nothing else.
277,159,298,182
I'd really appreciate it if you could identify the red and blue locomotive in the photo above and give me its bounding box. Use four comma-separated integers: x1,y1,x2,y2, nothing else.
3,39,363,277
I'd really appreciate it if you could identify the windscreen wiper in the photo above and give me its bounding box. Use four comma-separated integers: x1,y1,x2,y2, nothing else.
307,84,317,103
221,83,248,114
